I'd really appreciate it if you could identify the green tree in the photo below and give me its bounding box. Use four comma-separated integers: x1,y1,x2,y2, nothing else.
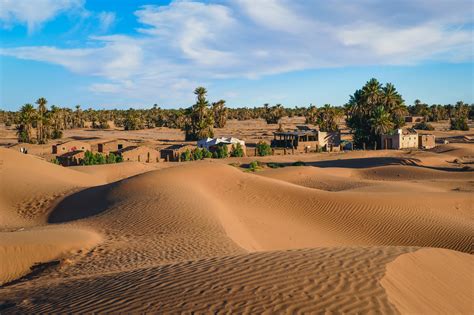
256,141,272,156
16,103,36,143
35,97,49,144
346,78,406,148
212,100,228,128
230,143,244,157
184,87,215,141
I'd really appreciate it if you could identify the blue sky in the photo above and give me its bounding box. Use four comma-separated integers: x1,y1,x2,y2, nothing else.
1,0,473,110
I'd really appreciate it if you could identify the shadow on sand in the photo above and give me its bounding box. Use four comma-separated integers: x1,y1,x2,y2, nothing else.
48,183,116,224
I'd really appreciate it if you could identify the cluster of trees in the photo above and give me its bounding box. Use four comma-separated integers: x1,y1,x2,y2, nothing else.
2,82,472,145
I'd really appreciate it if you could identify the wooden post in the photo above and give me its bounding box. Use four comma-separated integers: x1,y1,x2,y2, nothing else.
292,147,294,155
374,141,377,150
363,143,366,150
284,148,287,155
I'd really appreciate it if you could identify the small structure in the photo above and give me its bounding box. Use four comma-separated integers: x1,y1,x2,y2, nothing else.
160,144,195,162
98,139,133,154
405,116,424,123
57,150,85,166
52,141,91,154
114,146,160,163
272,129,340,152
197,137,246,156
419,134,436,149
381,128,419,150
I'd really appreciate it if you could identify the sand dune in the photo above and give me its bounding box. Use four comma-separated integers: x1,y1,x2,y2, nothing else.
381,248,474,314
0,227,101,285
1,145,473,313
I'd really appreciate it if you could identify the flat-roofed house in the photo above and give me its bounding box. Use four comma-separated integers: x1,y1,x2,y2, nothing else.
98,139,133,154
271,129,340,152
381,128,419,149
52,141,91,154
114,145,161,163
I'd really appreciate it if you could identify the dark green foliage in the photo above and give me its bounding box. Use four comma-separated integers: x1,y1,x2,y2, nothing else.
266,162,283,169
192,148,203,160
413,122,434,131
450,101,469,131
202,148,213,159
346,78,407,149
230,143,244,157
256,141,272,156
81,150,122,165
263,104,285,124
248,161,260,172
184,87,215,141
50,157,60,165
124,109,144,130
181,149,192,161
215,144,228,159
51,128,63,139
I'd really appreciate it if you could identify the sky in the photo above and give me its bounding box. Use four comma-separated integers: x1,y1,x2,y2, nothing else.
0,0,473,110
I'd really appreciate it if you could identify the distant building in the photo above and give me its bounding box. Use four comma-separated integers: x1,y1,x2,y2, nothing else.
271,129,340,152
419,134,436,149
52,141,91,154
197,137,246,155
113,146,161,163
57,150,85,166
381,128,419,150
405,116,424,123
98,139,133,154
160,144,195,162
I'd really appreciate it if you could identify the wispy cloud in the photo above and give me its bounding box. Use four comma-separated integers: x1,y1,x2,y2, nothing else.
1,0,472,103
0,0,85,34
97,11,116,33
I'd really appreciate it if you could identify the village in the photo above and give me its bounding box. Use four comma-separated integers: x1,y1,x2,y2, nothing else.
5,115,439,167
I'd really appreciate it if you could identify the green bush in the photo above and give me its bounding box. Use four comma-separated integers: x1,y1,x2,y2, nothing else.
107,152,117,164
248,160,260,172
256,141,272,156
215,144,228,159
413,122,434,131
450,118,469,131
192,148,203,160
51,157,60,165
181,149,192,161
81,150,122,165
202,148,213,158
230,143,244,157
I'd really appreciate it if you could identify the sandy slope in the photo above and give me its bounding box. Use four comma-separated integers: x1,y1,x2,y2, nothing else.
1,146,473,313
381,248,474,314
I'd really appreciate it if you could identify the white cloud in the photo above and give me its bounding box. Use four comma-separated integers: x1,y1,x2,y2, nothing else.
97,11,115,33
1,0,473,104
0,0,84,33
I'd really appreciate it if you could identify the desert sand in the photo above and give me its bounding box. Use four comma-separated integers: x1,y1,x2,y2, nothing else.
0,140,473,313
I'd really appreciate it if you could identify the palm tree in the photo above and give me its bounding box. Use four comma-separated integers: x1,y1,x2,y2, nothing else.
35,97,48,143
17,103,36,143
184,87,215,140
370,106,394,136
212,99,228,128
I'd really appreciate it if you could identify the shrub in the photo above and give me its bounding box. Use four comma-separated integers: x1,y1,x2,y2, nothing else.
215,144,228,159
450,118,469,131
106,152,117,164
256,141,272,156
202,148,213,158
51,129,63,139
248,160,260,172
95,153,106,164
230,143,244,157
192,148,203,160
51,157,60,165
181,149,192,161
413,122,434,131
292,161,306,166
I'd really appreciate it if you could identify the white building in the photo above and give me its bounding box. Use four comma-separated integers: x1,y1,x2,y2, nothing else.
197,137,246,153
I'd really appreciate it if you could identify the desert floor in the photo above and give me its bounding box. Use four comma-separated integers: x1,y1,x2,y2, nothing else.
0,120,473,313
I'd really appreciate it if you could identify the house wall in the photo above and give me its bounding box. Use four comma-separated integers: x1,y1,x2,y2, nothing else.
98,140,132,153
400,134,418,149
419,135,436,149
122,148,160,163
53,142,91,154
381,135,400,149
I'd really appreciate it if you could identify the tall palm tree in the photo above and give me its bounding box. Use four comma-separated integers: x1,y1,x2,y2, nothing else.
362,78,382,108
35,97,48,143
17,103,36,143
370,106,394,136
